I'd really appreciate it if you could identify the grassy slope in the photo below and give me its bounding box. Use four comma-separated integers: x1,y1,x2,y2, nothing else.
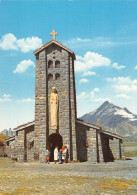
0,134,9,142
124,142,137,157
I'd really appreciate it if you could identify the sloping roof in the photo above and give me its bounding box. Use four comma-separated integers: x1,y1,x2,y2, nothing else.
13,121,35,132
33,39,76,59
12,119,123,139
76,119,123,140
6,136,15,142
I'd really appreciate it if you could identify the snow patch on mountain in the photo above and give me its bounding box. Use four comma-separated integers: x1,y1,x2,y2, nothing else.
80,101,137,128
114,109,137,121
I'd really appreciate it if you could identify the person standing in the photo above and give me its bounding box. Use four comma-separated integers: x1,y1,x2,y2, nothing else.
58,149,62,164
54,146,59,164
62,146,68,164
45,148,50,164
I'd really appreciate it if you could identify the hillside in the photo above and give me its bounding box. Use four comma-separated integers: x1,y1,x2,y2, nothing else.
0,134,9,143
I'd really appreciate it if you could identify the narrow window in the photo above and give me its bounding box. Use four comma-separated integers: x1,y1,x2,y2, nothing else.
55,73,60,80
48,60,53,68
55,60,60,68
48,74,53,81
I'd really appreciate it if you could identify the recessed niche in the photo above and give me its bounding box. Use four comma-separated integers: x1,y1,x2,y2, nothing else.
48,60,53,68
55,73,60,80
48,73,53,81
55,60,60,68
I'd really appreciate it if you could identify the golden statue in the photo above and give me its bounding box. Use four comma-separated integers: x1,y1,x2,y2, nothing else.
50,87,59,129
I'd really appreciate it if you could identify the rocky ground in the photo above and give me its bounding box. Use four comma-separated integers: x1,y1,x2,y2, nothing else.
0,157,137,195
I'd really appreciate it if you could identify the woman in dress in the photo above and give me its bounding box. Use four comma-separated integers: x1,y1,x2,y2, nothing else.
54,146,59,164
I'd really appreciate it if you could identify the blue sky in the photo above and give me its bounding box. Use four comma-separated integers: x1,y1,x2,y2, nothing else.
0,0,137,130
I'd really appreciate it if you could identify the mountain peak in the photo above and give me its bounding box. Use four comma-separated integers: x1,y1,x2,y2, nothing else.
80,101,137,128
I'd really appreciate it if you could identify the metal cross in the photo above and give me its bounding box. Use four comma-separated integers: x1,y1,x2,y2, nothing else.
50,30,58,40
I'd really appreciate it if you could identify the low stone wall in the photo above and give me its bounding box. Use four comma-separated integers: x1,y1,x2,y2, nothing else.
5,125,35,162
0,142,6,157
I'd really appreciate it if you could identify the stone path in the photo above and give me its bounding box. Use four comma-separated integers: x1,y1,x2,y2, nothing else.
0,158,137,194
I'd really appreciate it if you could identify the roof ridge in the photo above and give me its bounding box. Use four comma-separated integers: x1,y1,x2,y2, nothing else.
33,39,76,59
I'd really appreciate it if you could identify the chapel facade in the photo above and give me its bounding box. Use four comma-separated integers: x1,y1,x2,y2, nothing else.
5,31,125,163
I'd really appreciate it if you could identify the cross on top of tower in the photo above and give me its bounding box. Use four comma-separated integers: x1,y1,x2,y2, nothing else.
50,30,58,40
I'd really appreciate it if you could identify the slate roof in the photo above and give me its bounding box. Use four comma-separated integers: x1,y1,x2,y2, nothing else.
13,121,35,132
76,119,123,140
6,136,15,142
11,119,123,140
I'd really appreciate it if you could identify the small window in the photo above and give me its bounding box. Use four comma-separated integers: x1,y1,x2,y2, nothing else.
48,74,53,81
55,73,60,80
48,60,53,68
55,61,60,68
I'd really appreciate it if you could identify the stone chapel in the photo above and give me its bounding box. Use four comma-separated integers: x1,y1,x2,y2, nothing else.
5,30,124,163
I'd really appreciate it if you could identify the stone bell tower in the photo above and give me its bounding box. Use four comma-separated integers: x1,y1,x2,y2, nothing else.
34,30,77,162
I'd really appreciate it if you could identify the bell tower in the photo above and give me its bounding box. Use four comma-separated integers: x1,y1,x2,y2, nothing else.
34,30,77,162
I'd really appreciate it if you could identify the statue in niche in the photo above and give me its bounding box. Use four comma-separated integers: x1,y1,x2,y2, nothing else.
50,87,59,129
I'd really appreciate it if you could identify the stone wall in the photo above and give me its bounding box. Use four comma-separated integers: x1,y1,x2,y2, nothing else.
0,142,5,157
14,130,25,162
76,121,124,162
26,126,35,162
34,43,77,162
76,122,98,162
5,139,17,160
109,138,124,160
5,125,35,162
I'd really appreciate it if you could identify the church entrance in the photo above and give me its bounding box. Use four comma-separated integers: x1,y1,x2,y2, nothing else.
48,133,63,162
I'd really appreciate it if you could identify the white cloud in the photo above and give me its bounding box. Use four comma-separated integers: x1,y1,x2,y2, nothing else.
77,88,99,100
94,98,111,102
106,76,137,92
64,37,137,50
3,93,11,98
106,76,137,84
17,98,35,103
75,51,111,72
112,62,126,70
77,92,89,99
116,94,130,99
76,37,91,42
134,65,137,69
13,59,35,73
114,85,137,92
0,33,18,50
0,94,11,102
0,33,42,53
91,88,99,96
17,37,42,53
79,78,89,84
82,71,96,76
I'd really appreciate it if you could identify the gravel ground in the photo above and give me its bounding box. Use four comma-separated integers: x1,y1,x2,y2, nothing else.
0,157,137,194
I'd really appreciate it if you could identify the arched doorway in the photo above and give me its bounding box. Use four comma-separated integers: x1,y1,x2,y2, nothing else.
48,133,63,162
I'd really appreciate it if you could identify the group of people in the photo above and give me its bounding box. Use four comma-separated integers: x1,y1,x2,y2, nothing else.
45,145,68,164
